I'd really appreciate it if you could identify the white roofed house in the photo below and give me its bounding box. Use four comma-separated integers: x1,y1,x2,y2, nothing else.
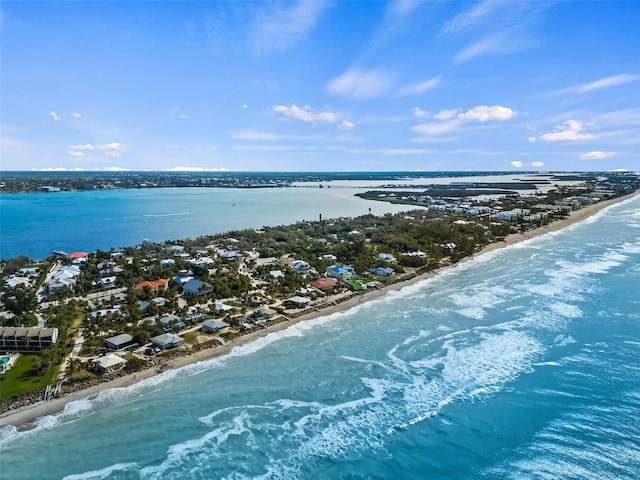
201,319,230,333
94,354,127,374
290,260,310,275
48,265,81,293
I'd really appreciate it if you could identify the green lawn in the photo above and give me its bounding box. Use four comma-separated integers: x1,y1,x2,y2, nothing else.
0,354,59,400
345,276,376,291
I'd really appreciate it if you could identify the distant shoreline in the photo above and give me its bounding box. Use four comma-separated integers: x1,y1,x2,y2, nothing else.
1,191,637,431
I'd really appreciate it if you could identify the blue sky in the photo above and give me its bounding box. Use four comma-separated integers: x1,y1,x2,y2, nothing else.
1,1,638,172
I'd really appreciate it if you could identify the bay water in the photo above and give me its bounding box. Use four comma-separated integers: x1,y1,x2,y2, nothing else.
1,194,639,479
0,186,415,260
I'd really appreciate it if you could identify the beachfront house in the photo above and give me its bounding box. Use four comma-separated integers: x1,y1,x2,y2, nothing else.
151,333,183,350
311,277,340,291
285,296,311,309
251,306,277,320
94,354,127,374
182,278,214,296
201,320,230,333
370,267,395,277
105,333,134,350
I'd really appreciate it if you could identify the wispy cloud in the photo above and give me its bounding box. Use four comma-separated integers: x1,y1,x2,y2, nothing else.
397,77,441,96
510,160,544,168
440,0,502,36
537,120,596,142
71,112,82,119
367,0,424,52
252,1,330,55
326,67,395,100
555,74,640,95
229,130,325,141
272,104,338,124
579,151,615,160
49,111,60,121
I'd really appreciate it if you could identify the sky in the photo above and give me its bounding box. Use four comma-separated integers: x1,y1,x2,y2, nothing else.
1,1,639,172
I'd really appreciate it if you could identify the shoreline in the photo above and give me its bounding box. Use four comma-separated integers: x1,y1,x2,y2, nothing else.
1,192,636,430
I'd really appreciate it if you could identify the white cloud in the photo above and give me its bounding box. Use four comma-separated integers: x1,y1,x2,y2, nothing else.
37,167,85,172
458,105,516,122
67,150,85,158
273,104,338,124
208,145,217,152
539,120,595,142
510,161,523,168
97,143,127,158
253,1,329,54
69,144,95,151
397,77,441,96
579,151,615,160
326,67,394,100
72,112,82,119
242,103,249,109
338,120,355,130
179,114,189,119
49,111,60,121
434,109,459,120
573,74,640,93
412,119,463,136
166,166,230,172
412,107,429,118
102,166,130,171
531,161,544,167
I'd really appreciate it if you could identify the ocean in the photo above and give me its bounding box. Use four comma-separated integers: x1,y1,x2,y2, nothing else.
1,194,638,479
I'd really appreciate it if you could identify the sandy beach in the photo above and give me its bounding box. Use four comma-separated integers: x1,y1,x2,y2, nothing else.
1,192,635,430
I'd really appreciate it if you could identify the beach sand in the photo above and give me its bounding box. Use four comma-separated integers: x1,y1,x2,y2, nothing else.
1,192,635,429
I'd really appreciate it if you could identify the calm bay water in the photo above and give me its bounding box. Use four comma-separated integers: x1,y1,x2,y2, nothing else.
0,187,415,260
1,194,639,479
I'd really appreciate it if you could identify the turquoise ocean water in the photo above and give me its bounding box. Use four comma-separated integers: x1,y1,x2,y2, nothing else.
1,194,639,479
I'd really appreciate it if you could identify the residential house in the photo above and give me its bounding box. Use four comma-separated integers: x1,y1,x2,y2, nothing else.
134,278,169,292
377,253,396,263
159,258,176,268
251,306,277,320
220,250,243,263
48,265,81,293
151,333,183,350
311,277,340,291
182,278,214,296
291,260,310,275
285,296,311,308
105,333,134,350
318,254,337,262
370,267,394,277
201,320,230,333
327,264,355,281
94,354,127,374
